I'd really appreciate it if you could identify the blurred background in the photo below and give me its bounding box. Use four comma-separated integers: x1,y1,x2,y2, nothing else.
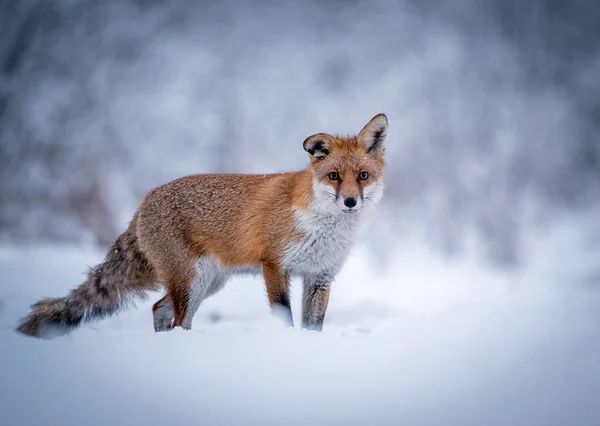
1,0,599,269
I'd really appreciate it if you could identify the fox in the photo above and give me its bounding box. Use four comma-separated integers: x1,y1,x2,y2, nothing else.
16,114,388,338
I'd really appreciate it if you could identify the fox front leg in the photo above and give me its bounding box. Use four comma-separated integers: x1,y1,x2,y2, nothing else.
263,262,294,327
301,273,332,331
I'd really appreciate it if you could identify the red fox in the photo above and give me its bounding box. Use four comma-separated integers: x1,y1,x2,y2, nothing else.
16,114,388,338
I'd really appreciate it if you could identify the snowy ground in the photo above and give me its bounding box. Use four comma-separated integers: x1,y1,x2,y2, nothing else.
1,215,600,426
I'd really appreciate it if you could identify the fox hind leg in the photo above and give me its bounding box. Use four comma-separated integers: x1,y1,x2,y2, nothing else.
144,242,197,331
152,257,228,332
152,295,174,332
179,257,228,330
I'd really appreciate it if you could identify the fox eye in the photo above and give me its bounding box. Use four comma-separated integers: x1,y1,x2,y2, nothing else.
358,171,369,180
328,171,339,181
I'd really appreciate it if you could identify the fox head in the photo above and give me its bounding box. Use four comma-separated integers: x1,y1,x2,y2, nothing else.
303,114,388,216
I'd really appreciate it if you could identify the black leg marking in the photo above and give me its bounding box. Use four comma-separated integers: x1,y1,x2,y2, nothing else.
302,273,333,331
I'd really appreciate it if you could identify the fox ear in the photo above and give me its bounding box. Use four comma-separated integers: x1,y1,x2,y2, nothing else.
303,133,333,159
358,113,388,158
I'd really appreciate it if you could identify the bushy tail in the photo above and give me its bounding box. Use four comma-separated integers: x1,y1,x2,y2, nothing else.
16,216,157,339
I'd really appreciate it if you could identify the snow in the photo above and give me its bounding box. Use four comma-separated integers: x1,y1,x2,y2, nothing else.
1,217,600,425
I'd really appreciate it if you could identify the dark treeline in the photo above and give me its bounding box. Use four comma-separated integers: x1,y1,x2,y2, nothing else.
1,0,598,266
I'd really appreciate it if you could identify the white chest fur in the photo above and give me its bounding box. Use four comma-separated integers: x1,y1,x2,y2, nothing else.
283,208,361,277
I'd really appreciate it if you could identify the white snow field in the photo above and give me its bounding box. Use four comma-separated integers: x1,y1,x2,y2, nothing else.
1,215,600,426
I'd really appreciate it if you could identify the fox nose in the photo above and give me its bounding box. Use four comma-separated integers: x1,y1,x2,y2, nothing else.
344,197,357,208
